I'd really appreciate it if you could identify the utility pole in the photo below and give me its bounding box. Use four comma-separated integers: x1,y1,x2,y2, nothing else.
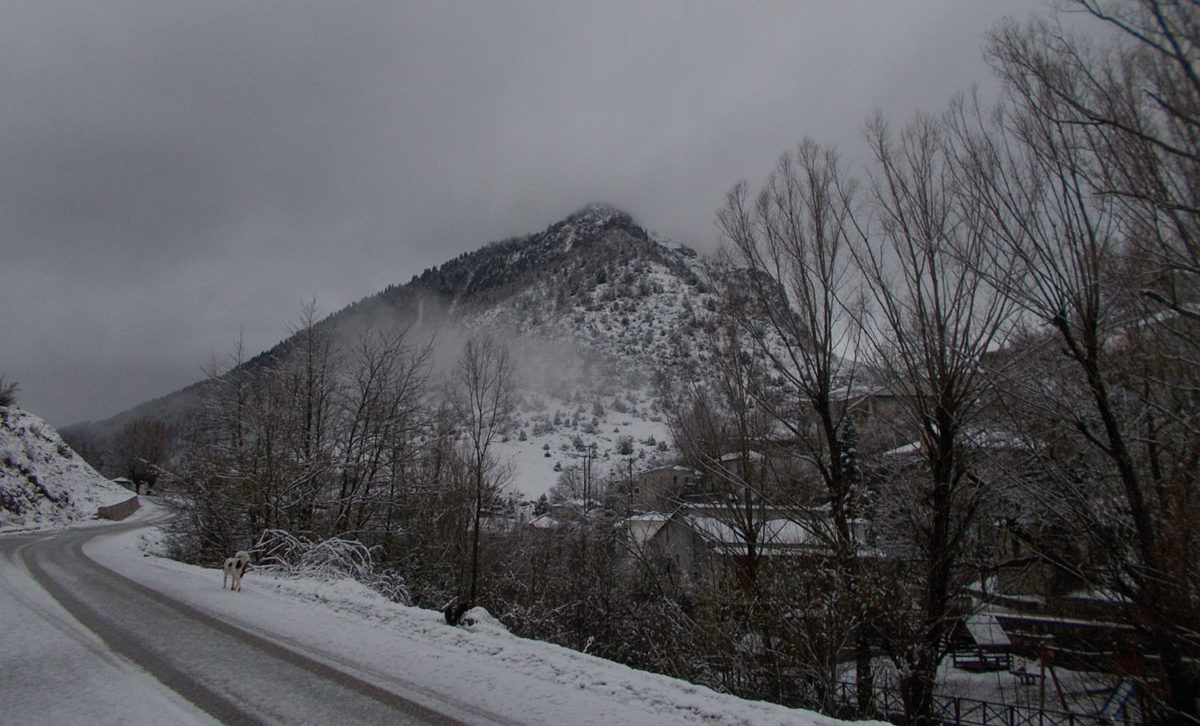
582,443,596,515
627,456,635,511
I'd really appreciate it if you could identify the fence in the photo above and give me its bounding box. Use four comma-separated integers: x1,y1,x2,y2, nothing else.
834,681,1138,726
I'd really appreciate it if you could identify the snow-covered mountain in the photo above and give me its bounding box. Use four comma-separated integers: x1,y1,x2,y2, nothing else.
381,203,716,497
0,406,131,531
65,205,721,497
338,202,715,365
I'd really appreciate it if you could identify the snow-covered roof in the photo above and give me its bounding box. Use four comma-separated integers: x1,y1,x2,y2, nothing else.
829,383,892,402
638,464,698,476
883,440,922,457
884,427,1028,457
962,427,1026,450
964,613,1011,647
529,514,561,529
717,450,763,463
627,511,670,522
623,511,670,546
683,515,817,551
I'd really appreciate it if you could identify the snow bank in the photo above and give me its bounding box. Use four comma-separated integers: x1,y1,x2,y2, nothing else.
0,406,131,532
459,606,509,635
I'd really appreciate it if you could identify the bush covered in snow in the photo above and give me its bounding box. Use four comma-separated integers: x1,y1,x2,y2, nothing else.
253,529,412,605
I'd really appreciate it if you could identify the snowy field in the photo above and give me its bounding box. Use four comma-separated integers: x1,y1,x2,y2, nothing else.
80,502,877,726
493,388,673,502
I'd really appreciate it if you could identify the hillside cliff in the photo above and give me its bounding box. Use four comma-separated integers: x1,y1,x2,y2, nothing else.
1,406,131,530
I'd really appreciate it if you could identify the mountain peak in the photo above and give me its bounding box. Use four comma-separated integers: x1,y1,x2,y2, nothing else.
564,203,634,228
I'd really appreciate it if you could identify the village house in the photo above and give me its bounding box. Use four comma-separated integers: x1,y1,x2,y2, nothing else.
630,464,700,512
623,500,870,587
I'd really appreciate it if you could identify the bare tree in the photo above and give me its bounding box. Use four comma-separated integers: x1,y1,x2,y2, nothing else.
855,112,1015,726
449,333,516,606
113,417,169,494
393,404,473,606
942,6,1200,720
168,304,341,559
716,138,879,713
164,330,258,562
661,310,778,594
990,1,1200,322
278,299,340,532
332,328,431,537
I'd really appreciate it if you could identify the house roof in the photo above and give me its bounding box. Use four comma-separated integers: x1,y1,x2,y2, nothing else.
883,440,923,457
621,511,670,546
830,383,893,402
637,464,699,477
717,450,763,463
529,514,561,529
627,511,670,522
963,613,1011,647
883,427,1028,457
683,515,817,551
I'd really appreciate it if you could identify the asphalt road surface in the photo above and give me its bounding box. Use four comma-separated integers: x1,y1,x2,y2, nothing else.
1,521,462,725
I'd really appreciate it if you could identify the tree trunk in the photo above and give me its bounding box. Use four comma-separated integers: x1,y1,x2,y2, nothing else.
901,664,936,726
856,633,875,718
468,469,482,605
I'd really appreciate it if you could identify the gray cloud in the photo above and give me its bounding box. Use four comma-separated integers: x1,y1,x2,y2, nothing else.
0,1,1052,425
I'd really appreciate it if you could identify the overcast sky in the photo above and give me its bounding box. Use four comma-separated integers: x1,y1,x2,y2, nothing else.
1,1,1057,426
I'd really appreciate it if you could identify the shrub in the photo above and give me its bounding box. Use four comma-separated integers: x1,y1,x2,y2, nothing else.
0,375,18,407
252,529,411,605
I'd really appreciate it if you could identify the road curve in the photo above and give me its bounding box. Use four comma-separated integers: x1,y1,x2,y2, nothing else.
3,522,461,726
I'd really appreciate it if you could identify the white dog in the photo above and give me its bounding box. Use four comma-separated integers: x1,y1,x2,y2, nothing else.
223,550,251,592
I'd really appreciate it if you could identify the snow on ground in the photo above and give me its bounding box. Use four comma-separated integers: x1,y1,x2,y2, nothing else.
931,657,1113,714
89,507,875,726
496,389,673,502
0,406,132,532
857,656,1116,716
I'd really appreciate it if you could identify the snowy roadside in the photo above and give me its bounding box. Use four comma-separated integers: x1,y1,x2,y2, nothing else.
85,507,876,726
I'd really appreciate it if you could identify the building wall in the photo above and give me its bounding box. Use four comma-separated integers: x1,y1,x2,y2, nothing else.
646,517,707,586
632,468,693,512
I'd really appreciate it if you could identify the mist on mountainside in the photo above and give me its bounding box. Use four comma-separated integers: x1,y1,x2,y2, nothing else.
63,204,718,500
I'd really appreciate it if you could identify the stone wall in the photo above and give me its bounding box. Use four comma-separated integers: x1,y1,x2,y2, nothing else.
97,496,140,521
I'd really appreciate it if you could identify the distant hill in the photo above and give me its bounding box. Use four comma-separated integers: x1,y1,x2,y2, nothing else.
63,204,721,496
1,406,132,531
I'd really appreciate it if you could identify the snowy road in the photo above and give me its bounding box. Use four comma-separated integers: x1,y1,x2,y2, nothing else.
0,522,458,725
